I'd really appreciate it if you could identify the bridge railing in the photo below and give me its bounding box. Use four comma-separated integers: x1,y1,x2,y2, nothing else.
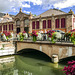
13,36,72,43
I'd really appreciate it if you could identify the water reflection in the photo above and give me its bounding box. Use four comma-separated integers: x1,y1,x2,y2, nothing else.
0,54,65,75
0,56,15,75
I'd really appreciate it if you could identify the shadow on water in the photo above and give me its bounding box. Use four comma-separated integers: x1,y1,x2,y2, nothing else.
59,56,75,65
17,49,51,62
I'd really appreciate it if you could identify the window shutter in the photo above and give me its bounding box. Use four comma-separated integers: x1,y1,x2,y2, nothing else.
3,25,5,31
56,19,59,28
48,20,51,28
9,24,11,30
43,20,46,29
36,21,39,29
12,24,13,30
32,21,35,29
61,18,65,28
6,25,7,30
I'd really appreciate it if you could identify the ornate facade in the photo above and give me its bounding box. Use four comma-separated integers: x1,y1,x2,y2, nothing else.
0,8,75,36
13,8,32,36
31,9,75,33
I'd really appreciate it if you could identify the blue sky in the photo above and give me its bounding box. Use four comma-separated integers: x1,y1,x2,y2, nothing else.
0,0,75,16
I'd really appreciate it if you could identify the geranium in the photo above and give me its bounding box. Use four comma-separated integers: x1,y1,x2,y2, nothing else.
70,33,75,45
70,29,75,32
23,31,26,33
1,31,12,40
31,31,38,42
63,61,75,75
47,30,56,43
31,31,38,37
47,30,55,38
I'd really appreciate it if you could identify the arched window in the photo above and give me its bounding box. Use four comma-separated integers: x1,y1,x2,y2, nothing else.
16,20,20,26
24,19,29,26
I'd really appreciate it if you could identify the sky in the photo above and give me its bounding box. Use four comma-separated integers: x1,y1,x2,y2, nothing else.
0,0,75,16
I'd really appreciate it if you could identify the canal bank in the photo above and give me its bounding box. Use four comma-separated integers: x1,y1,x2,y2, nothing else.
0,41,15,56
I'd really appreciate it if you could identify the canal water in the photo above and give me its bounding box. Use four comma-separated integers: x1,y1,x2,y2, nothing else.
0,49,70,75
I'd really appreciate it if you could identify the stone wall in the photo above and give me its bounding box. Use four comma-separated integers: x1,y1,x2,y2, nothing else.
15,41,75,60
31,14,73,33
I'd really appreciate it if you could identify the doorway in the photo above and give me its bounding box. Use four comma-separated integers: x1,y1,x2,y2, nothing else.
17,28,20,33
24,27,29,33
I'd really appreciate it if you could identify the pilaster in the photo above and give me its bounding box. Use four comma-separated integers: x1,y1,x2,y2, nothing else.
29,19,32,33
51,15,55,30
20,20,24,32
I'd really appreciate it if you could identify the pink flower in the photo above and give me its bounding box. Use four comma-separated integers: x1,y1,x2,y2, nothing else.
23,31,26,33
63,60,75,75
32,31,38,37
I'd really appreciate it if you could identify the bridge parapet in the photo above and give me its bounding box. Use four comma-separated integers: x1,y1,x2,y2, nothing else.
14,40,75,63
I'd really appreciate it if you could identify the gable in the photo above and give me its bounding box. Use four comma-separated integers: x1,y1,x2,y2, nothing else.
14,12,30,20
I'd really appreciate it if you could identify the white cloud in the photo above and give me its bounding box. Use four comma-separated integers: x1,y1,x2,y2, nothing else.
41,0,75,9
54,0,75,9
22,4,31,8
0,0,42,13
0,0,75,13
23,10,30,14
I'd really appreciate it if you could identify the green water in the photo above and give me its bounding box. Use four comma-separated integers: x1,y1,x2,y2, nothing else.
0,50,66,75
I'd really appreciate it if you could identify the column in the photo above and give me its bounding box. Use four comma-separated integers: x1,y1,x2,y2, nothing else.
2,24,3,32
59,17,61,28
20,20,24,32
7,22,9,32
29,19,32,33
51,16,55,30
39,18,42,30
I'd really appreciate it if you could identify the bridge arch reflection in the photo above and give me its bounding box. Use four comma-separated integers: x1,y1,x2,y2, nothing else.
17,48,52,62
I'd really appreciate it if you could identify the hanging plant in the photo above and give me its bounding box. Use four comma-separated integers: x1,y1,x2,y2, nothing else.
31,31,38,42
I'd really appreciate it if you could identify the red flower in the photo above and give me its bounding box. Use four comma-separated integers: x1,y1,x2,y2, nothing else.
32,31,38,37
63,61,75,75
23,31,26,33
47,30,55,38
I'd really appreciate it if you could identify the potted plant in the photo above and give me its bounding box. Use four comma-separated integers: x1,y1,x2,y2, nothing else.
1,31,12,41
47,30,56,43
23,31,28,39
31,31,38,42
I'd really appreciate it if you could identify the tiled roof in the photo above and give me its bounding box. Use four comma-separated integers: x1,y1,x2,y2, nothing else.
0,13,14,18
33,9,67,19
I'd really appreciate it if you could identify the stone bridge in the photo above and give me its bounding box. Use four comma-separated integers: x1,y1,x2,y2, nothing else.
14,41,75,63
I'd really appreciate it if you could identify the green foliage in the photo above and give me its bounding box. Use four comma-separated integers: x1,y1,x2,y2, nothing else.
51,32,56,43
70,33,75,45
0,48,4,50
19,33,24,41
